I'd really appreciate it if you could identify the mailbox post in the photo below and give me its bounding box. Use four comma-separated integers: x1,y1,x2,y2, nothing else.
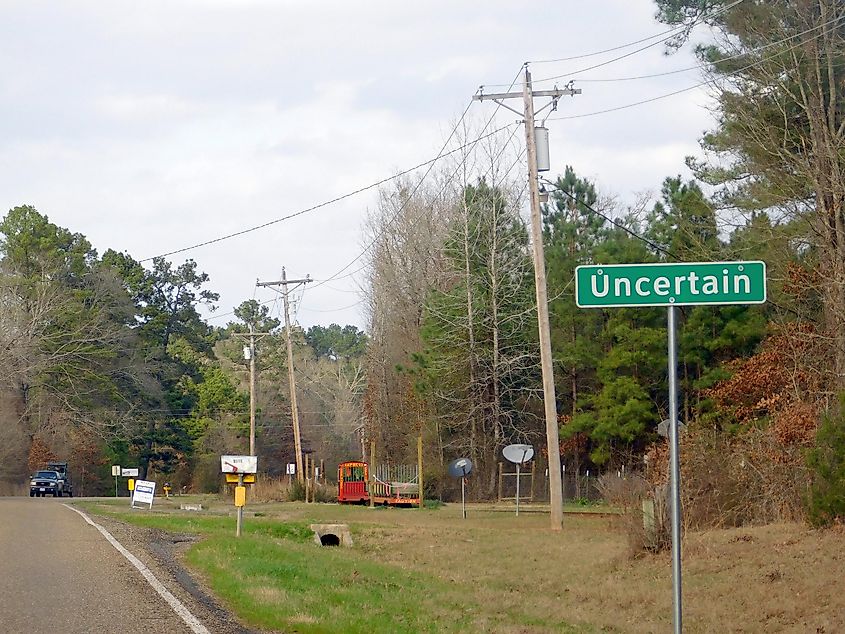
221,455,257,537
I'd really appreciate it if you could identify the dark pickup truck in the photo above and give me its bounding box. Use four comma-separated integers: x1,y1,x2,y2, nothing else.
29,464,73,498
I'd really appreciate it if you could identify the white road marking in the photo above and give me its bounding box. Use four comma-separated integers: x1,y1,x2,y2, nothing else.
63,504,210,634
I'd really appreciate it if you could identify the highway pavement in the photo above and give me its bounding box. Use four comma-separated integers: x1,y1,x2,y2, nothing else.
0,497,248,634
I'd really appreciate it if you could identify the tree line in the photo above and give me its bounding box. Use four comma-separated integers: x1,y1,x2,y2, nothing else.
0,208,367,494
2,0,843,524
363,0,845,523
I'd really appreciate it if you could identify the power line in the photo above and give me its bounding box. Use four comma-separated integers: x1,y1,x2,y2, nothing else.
541,177,676,259
527,0,746,66
304,66,528,317
545,13,845,122
298,300,364,314
528,0,753,85
293,70,526,320
140,99,478,264
527,27,684,66
307,67,526,294
536,9,844,86
205,122,521,323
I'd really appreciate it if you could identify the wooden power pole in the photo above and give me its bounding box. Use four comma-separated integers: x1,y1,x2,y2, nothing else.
233,324,271,456
473,66,580,531
257,268,311,481
248,324,256,455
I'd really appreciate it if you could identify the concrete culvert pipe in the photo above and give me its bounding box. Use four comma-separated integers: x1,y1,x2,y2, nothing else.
310,523,353,547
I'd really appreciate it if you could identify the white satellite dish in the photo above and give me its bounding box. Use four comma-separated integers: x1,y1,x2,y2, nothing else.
502,444,533,517
503,444,534,464
657,419,686,438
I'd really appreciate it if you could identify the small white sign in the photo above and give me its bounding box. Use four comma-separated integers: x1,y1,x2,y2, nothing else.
314,467,320,479
111,465,121,476
221,455,258,474
121,468,140,477
132,480,156,507
286,463,296,475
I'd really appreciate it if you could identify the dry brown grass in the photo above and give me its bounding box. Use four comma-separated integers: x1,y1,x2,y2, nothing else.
230,500,845,633
249,476,293,502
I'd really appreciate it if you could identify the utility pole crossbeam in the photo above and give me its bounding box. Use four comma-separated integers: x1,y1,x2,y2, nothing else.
472,67,580,531
256,268,312,482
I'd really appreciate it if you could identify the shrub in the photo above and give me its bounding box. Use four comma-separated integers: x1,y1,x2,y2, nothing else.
286,478,306,501
645,420,812,529
807,403,845,527
193,454,225,493
598,473,668,555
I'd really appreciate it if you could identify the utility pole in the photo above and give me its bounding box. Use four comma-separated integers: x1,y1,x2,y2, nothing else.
249,324,256,454
474,66,580,531
233,323,271,456
257,268,312,481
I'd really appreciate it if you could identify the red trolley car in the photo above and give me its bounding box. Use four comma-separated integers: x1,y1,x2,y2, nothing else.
337,460,420,506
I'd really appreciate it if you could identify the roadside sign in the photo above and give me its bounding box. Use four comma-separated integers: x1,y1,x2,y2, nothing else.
225,473,256,484
111,465,121,476
221,455,258,474
121,468,140,477
286,463,296,475
127,478,135,491
576,259,768,634
132,479,156,509
575,261,766,308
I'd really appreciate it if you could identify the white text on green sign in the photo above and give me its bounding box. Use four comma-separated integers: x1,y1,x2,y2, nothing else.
575,261,766,308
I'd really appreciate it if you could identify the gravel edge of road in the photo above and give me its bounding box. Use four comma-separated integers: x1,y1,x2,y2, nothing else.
69,506,263,634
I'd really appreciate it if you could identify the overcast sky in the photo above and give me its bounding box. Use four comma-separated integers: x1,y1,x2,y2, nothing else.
0,1,718,330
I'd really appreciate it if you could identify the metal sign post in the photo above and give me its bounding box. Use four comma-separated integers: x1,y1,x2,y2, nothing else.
111,465,120,497
236,474,244,537
575,260,766,634
668,306,682,634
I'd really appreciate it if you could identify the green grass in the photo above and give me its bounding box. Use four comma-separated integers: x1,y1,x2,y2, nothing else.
184,536,473,633
80,504,503,633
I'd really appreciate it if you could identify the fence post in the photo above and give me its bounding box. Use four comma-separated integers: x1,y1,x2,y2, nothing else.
530,460,536,502
575,469,581,500
497,462,503,503
417,435,424,509
305,454,311,503
369,441,375,508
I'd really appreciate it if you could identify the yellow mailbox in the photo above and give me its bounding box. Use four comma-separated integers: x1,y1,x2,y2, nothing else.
234,486,246,508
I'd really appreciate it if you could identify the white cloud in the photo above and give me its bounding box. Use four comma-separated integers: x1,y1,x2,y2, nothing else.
95,94,205,121
0,0,724,329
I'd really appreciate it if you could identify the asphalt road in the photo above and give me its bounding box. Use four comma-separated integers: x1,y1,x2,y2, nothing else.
0,497,248,634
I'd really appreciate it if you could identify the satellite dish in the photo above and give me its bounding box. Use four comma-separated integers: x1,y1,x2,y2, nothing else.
657,419,686,438
503,444,534,464
448,458,473,478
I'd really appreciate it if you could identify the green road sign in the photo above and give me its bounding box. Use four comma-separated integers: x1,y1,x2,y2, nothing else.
575,261,766,308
